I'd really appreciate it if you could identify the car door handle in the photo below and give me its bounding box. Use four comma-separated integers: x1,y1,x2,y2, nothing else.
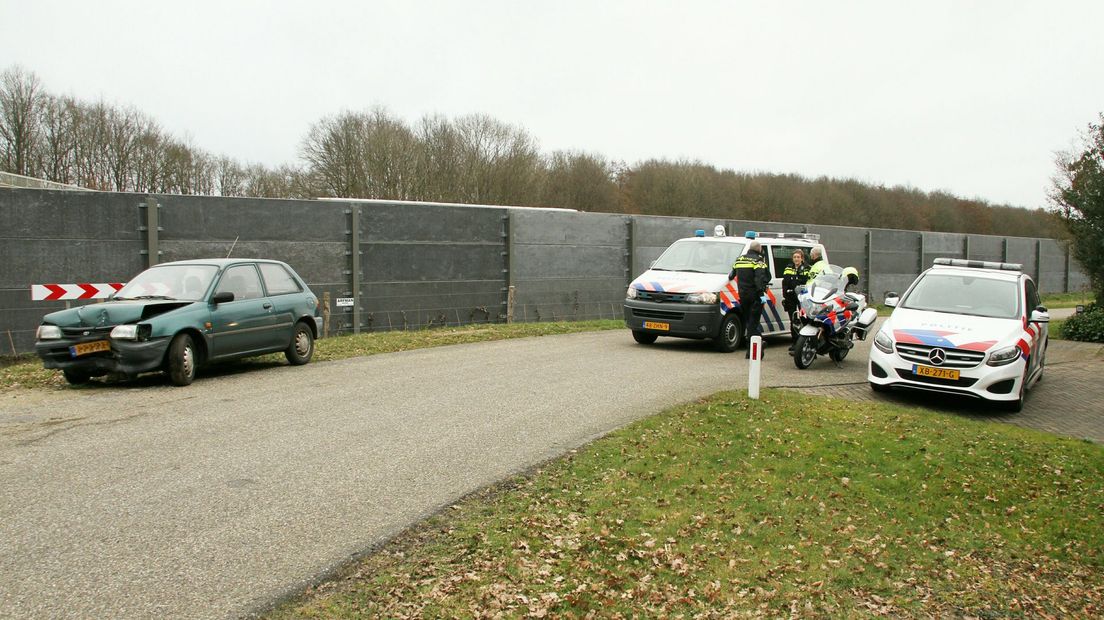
263,303,272,309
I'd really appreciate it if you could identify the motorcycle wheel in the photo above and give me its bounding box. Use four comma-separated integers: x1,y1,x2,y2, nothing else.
793,334,817,369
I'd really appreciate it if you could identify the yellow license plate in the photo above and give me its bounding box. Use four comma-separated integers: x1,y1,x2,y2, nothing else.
70,340,110,358
913,365,959,380
643,321,670,331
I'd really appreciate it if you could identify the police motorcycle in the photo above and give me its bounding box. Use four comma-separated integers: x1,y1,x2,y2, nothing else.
792,265,879,369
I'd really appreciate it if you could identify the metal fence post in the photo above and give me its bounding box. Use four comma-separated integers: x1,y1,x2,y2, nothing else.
963,235,970,260
1035,239,1043,289
502,211,514,322
344,206,361,334
917,232,925,272
865,230,873,296
138,195,161,268
626,216,636,284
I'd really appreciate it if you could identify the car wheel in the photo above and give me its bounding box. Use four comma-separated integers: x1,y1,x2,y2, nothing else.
829,346,849,362
63,370,91,385
713,314,744,352
631,330,658,345
1000,362,1029,413
793,334,817,369
285,321,315,365
168,333,197,387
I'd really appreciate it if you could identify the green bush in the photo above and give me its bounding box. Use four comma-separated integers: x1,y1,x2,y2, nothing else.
1059,303,1104,342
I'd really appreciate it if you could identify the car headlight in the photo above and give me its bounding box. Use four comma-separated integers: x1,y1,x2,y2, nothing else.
685,292,718,304
986,345,1021,367
873,329,894,354
37,325,62,340
110,324,152,341
626,287,638,299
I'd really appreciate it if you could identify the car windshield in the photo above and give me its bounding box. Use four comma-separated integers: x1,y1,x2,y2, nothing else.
651,239,747,274
114,264,219,302
902,272,1020,319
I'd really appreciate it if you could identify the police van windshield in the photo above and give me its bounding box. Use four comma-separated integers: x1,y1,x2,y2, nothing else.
651,239,748,274
902,273,1020,319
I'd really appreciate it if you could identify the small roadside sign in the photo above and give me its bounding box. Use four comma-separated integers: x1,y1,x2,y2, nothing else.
335,297,355,307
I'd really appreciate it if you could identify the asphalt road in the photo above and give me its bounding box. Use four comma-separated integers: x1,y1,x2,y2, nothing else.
0,313,1096,619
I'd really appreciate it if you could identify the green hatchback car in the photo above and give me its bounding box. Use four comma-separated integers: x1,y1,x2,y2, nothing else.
34,259,324,386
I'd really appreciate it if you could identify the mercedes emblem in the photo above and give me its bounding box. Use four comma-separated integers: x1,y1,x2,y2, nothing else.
928,348,947,366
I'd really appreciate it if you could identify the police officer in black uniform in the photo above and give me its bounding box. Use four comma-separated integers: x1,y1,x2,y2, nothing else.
729,240,772,358
782,248,810,350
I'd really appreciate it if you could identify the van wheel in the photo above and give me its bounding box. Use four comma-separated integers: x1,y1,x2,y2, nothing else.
713,314,744,352
285,321,315,365
167,333,197,386
793,334,817,369
632,330,658,345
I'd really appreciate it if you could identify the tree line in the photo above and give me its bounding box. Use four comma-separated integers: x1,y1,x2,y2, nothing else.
1,65,1064,238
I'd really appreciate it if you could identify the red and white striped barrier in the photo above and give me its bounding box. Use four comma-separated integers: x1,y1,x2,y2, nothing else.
31,283,125,301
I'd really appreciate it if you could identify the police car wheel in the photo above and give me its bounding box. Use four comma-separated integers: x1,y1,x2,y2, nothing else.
999,362,1029,413
713,314,744,352
632,330,658,345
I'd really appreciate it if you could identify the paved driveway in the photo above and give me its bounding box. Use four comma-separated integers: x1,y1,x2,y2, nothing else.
1,321,1101,619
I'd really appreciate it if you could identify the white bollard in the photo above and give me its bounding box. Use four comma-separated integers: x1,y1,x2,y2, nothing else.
748,335,762,400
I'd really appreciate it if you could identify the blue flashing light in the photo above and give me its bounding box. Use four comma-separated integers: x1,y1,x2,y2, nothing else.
744,230,758,239
694,229,706,237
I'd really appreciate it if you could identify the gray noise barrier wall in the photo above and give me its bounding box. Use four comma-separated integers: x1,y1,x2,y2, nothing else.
0,187,1092,355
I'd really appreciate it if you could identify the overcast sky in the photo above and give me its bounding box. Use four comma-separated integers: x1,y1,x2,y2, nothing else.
3,1,1101,209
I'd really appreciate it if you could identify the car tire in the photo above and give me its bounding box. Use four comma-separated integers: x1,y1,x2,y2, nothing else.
713,314,744,352
285,321,315,365
631,330,658,345
168,333,197,387
63,370,91,385
793,334,817,369
1000,362,1029,413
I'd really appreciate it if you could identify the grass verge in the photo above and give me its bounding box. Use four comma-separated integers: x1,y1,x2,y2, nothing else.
0,320,622,391
270,389,1104,619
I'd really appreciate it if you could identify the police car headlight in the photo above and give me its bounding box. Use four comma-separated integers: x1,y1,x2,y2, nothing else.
37,325,62,340
685,292,718,304
873,329,894,354
986,345,1020,367
626,287,638,300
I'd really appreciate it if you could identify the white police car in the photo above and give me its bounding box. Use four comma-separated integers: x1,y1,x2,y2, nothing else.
623,228,823,351
868,258,1049,412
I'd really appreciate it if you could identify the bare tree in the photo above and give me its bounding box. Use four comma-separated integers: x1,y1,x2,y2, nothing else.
0,66,45,175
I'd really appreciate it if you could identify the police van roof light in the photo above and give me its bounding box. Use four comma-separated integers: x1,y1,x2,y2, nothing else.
694,229,706,237
933,258,1022,272
744,231,758,239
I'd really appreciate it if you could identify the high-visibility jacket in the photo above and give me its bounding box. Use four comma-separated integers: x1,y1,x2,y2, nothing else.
729,250,771,298
807,259,830,283
782,262,810,302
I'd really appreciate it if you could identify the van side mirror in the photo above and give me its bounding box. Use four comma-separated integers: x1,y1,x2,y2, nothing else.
884,292,900,308
212,291,234,305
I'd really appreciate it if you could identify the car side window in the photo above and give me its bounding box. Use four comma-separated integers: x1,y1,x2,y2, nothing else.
1025,279,1041,312
215,265,263,301
259,263,302,296
769,245,804,279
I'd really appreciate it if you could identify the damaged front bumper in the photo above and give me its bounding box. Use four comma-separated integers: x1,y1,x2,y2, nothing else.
35,334,172,378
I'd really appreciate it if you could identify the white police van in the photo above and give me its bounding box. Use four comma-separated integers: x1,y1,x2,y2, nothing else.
623,228,824,351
